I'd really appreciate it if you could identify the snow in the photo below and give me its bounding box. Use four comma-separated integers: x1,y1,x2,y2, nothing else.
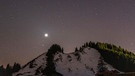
54,48,100,76
13,53,47,76
13,47,117,76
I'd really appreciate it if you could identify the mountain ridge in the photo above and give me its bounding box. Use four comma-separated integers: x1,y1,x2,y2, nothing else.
13,41,135,76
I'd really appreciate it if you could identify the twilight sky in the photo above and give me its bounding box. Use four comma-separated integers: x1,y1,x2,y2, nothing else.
0,0,135,66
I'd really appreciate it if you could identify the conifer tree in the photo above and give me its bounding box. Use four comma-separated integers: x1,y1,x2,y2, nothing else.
12,63,21,73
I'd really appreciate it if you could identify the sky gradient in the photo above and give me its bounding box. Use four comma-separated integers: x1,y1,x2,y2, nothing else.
0,0,135,66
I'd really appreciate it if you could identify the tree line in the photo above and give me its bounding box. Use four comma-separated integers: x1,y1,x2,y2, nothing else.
76,41,135,72
0,63,21,76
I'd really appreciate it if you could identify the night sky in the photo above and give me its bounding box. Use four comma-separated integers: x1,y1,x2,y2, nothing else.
1,0,135,66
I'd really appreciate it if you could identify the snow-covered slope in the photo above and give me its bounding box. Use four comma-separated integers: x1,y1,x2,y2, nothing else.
13,47,116,76
13,53,47,76
54,48,99,76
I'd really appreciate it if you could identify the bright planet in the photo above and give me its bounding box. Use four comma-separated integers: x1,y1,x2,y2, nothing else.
44,33,48,37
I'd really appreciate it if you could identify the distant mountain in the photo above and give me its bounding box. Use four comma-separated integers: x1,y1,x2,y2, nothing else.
13,42,135,76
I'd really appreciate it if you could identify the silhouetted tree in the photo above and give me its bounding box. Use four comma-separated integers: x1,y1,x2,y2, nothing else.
43,44,63,76
12,63,21,73
75,47,78,52
5,64,12,76
0,65,5,76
